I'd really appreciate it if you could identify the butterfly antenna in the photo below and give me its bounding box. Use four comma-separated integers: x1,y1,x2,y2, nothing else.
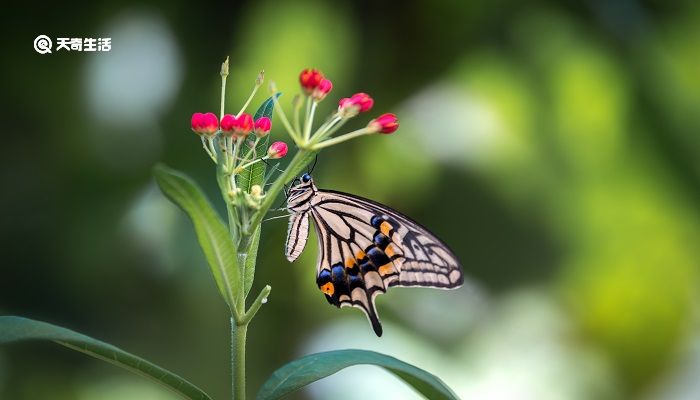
263,214,292,223
308,154,319,174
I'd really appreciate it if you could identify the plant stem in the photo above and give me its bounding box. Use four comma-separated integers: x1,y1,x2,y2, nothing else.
270,91,302,145
201,136,217,162
237,84,260,118
303,96,311,141
304,100,317,141
220,72,228,120
236,157,267,173
242,285,271,324
313,115,344,143
311,127,372,150
231,318,248,400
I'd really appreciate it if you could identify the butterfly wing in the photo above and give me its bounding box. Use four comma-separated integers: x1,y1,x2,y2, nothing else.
306,189,463,336
286,211,309,262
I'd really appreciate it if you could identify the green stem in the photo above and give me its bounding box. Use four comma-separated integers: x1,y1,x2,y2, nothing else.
303,96,311,141
304,100,317,141
236,156,268,173
312,115,344,143
271,92,302,145
311,127,372,150
242,285,272,324
232,318,248,400
239,137,261,165
237,83,261,117
201,136,217,163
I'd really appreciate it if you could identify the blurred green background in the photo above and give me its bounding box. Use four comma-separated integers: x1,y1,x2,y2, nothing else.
2,0,700,399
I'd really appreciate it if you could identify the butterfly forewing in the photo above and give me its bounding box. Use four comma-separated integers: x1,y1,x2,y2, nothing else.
285,211,309,262
285,177,463,336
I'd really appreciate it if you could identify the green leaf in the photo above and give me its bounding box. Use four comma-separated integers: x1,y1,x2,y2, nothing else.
243,225,260,297
256,349,460,400
0,316,211,400
153,164,239,307
238,93,281,193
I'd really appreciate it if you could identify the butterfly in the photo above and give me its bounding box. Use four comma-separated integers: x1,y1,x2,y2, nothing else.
285,173,464,336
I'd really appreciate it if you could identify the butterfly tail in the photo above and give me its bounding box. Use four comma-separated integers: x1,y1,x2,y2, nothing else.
358,301,383,337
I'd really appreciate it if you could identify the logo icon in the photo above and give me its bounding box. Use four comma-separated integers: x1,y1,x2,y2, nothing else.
34,35,52,54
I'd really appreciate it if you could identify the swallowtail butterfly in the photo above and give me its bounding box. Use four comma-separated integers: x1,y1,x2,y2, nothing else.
285,173,464,336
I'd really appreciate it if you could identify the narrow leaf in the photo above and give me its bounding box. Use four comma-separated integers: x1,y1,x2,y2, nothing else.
238,93,281,193
243,225,260,297
256,349,460,400
153,164,239,306
0,316,212,400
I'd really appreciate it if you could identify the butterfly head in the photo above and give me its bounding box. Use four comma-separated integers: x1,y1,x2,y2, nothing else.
287,174,317,212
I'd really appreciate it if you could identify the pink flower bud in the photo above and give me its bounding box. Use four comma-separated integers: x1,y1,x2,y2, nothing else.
312,78,333,101
254,117,272,138
220,114,236,134
368,113,399,134
267,141,288,159
191,112,219,136
338,97,352,108
350,93,374,112
299,68,324,94
337,93,374,118
235,113,254,137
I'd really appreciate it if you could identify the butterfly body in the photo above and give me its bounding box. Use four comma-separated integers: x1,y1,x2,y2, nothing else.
285,173,463,336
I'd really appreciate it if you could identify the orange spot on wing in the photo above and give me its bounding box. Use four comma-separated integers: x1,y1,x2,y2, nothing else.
378,263,394,276
380,221,393,236
385,245,395,257
320,282,335,296
345,258,356,268
356,250,366,260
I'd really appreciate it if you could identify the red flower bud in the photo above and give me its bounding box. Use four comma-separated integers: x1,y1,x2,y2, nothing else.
350,93,374,112
337,93,374,118
220,114,236,134
312,78,333,101
235,113,254,137
191,112,219,136
254,117,272,138
267,141,288,159
299,68,324,94
368,113,399,134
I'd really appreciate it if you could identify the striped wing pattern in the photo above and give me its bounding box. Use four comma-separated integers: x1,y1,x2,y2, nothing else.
285,178,463,337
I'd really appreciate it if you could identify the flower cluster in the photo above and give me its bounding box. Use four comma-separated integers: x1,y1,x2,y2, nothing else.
191,112,287,160
265,67,399,150
188,58,292,217
187,62,399,216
